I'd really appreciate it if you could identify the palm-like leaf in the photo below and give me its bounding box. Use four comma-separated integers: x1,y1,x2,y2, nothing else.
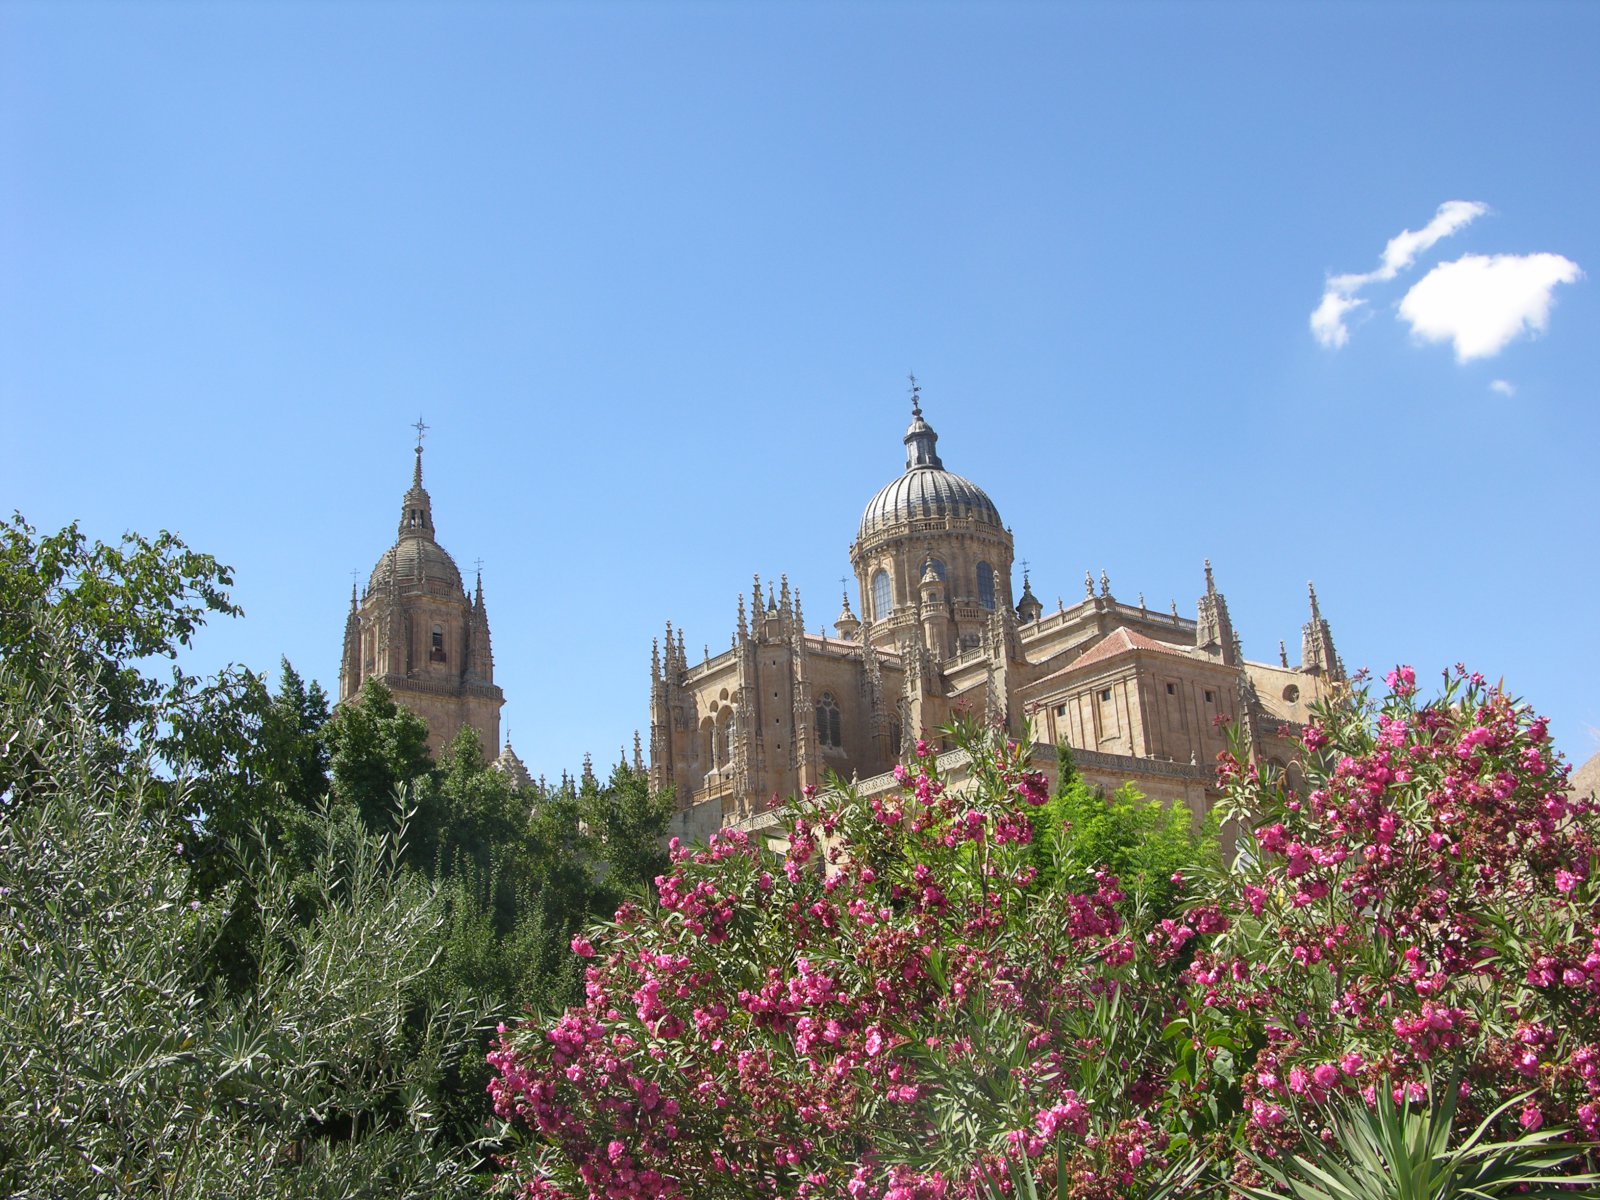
1236,1080,1598,1200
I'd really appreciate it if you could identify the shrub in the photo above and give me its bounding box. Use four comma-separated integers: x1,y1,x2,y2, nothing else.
1185,666,1600,1177
488,723,1202,1200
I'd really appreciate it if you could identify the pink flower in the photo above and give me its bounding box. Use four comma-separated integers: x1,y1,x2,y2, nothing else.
570,936,595,958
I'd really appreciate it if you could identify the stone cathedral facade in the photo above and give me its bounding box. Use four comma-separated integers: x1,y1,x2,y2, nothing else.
648,385,1346,844
339,441,504,759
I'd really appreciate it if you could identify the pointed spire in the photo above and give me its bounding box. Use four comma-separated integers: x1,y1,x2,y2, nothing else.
349,578,358,612
473,567,484,610
651,636,661,678
677,626,686,663
398,420,436,540
737,592,748,640
1301,581,1342,680
752,573,763,621
633,730,644,773
1196,560,1236,665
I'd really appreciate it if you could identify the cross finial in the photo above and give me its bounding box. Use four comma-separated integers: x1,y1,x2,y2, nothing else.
412,416,429,450
908,371,921,416
474,557,485,572
1019,557,1031,578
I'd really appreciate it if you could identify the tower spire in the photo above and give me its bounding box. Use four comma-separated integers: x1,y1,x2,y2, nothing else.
398,420,435,540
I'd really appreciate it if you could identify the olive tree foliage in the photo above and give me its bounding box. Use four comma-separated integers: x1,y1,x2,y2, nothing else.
0,610,488,1198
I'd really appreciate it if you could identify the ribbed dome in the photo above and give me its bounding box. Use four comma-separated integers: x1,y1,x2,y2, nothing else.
858,469,1003,539
858,395,1002,540
368,537,464,597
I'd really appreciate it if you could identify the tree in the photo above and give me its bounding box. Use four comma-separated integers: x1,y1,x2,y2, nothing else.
0,608,487,1199
0,513,240,805
323,677,434,832
1031,756,1220,923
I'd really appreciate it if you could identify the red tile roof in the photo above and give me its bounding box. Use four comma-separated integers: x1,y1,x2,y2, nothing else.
1027,626,1193,690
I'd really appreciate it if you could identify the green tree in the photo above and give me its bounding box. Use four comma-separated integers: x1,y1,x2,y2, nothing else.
581,759,675,901
0,513,240,804
0,609,486,1199
323,677,434,832
1030,749,1220,921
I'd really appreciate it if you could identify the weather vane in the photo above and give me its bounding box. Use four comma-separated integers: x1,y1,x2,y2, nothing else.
908,371,921,415
412,416,429,450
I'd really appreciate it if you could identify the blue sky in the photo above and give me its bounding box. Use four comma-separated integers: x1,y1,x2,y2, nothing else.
5,1,1597,780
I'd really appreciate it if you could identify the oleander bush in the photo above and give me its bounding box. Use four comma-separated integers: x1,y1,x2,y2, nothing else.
490,669,1600,1199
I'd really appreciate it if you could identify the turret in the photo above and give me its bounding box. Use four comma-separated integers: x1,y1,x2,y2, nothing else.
1196,559,1237,666
1015,569,1043,624
834,585,861,641
1300,582,1344,680
339,580,361,701
918,556,950,659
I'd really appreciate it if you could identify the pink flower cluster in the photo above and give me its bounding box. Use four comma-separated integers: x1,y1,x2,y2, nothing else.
488,724,1180,1199
1189,666,1600,1157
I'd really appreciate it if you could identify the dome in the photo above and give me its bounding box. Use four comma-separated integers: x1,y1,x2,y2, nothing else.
859,468,1002,540
367,537,464,597
364,442,467,598
857,397,1002,541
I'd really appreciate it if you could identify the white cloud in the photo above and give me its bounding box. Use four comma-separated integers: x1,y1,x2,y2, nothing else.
1375,200,1488,281
1310,291,1364,349
1312,200,1488,349
1489,379,1517,397
1398,252,1582,361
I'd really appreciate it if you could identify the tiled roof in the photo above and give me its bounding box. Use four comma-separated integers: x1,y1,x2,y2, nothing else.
1026,626,1194,690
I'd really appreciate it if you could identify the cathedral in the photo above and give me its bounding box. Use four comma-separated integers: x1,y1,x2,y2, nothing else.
648,383,1345,844
339,432,506,761
335,398,1348,841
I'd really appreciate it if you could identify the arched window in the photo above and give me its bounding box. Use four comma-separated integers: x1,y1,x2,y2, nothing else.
977,562,995,609
430,624,447,662
815,693,842,748
872,569,892,620
719,712,736,764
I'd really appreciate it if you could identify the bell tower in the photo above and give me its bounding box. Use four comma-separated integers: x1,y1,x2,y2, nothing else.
339,421,504,759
